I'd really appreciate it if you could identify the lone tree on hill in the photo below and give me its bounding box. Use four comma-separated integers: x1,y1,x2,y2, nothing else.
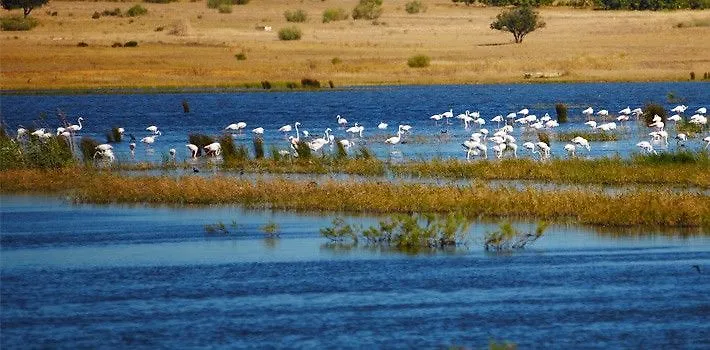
1,0,49,17
490,6,545,44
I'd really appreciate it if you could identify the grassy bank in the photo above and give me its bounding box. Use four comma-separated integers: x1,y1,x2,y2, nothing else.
2,169,709,228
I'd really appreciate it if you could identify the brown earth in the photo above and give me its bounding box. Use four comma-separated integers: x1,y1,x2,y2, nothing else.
1,0,709,90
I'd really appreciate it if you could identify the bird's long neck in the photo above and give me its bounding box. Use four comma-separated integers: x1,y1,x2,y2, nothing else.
295,123,300,139
77,118,82,130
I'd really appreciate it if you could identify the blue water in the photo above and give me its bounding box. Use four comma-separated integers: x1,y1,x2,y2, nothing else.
1,82,708,163
2,195,709,348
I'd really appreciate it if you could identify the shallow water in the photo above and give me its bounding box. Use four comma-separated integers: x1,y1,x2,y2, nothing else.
2,195,709,348
2,82,708,163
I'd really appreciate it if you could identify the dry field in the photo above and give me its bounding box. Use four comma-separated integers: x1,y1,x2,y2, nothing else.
1,0,709,90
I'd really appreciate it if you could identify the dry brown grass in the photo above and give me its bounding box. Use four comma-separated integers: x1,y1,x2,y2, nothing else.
1,1,708,90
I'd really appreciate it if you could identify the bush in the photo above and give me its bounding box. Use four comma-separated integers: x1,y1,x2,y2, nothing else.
91,11,101,19
111,42,123,47
596,0,708,10
233,0,249,4
322,7,348,23
284,9,307,22
79,137,101,163
144,0,178,3
642,103,667,124
235,52,246,60
188,133,215,157
106,127,122,143
555,103,568,123
405,0,427,13
301,78,321,88
126,5,148,17
101,8,121,17
217,4,232,13
77,42,89,47
278,26,302,40
484,221,548,252
261,80,272,89
124,40,138,47
253,137,264,159
207,0,224,8
0,15,39,31
407,54,430,68
331,57,342,64
352,0,383,20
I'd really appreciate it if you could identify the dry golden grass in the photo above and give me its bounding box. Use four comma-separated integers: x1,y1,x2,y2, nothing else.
1,0,709,90
2,169,709,228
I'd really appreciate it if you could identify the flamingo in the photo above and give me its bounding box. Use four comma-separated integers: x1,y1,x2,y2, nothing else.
696,107,707,114
491,115,504,128
523,142,537,157
571,136,591,152
169,148,176,160
140,135,157,146
67,117,84,133
618,107,631,115
129,142,136,155
597,122,617,132
346,123,362,138
186,144,199,158
30,128,46,137
674,133,687,147
462,140,487,160
399,124,412,133
582,107,594,118
671,105,687,113
636,141,656,155
430,113,443,124
225,122,247,132
378,122,388,130
704,136,710,150
278,124,292,135
339,139,355,150
517,108,529,116
95,144,113,152
385,130,403,145
564,144,576,158
492,143,507,159
442,109,454,124
252,127,264,135
336,115,348,126
584,120,597,129
204,142,222,156
146,125,159,134
597,109,609,120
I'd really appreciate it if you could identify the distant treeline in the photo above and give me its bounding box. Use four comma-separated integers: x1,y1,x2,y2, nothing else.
452,0,709,9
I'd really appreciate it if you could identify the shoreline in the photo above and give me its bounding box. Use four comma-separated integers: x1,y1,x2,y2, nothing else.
1,79,707,96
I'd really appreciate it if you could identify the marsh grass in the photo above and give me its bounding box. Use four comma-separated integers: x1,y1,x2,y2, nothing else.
643,103,667,124
261,221,279,238
205,221,228,235
555,131,619,142
676,119,703,137
253,137,265,159
4,169,707,228
391,157,710,188
484,221,548,252
322,7,348,23
0,15,39,31
106,127,123,143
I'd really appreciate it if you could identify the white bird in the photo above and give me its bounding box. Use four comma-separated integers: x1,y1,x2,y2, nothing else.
399,124,412,133
675,133,687,146
517,108,529,116
252,127,264,135
571,136,590,151
668,114,682,123
117,127,125,135
597,109,609,118
204,142,222,156
536,142,550,159
339,139,355,149
462,140,487,160
652,115,663,123
671,105,687,113
523,142,536,155
129,142,136,153
619,107,631,115
95,144,113,152
225,122,247,132
146,125,159,134
597,122,617,132
582,107,594,118
584,120,597,129
649,120,665,131
704,136,710,150
337,115,348,126
491,115,504,127
31,128,46,137
346,123,363,138
430,113,443,123
67,117,84,133
545,120,559,128
17,127,27,139
492,143,507,159
696,107,707,114
169,148,176,159
186,144,199,158
564,144,576,157
140,135,157,145
278,124,292,133
385,130,403,145
378,122,388,130
442,109,454,124
636,141,656,155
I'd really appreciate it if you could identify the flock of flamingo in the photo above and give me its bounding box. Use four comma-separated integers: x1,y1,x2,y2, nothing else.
11,104,710,163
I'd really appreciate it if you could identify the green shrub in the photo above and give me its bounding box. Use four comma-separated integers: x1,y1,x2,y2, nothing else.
235,52,246,60
253,137,264,159
79,137,101,163
642,103,667,124
101,8,122,17
92,11,101,19
331,57,342,64
207,0,225,9
555,103,568,123
0,128,24,170
352,0,383,20
126,5,148,17
322,7,348,23
233,0,249,4
144,0,178,3
278,26,302,40
301,78,320,88
407,54,430,68
484,221,548,252
188,133,214,157
217,3,232,13
284,9,307,22
0,15,39,31
295,141,312,159
261,221,279,238
124,40,138,47
405,0,426,13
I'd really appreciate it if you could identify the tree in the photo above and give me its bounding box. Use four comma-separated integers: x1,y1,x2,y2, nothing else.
352,0,383,20
1,0,48,17
490,6,545,44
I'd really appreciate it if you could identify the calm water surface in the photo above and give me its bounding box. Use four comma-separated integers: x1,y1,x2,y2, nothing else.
2,195,709,348
2,83,708,163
